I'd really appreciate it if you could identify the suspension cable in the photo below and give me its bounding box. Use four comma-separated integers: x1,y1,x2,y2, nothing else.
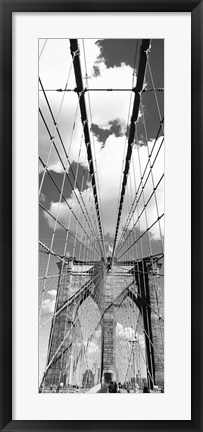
112,39,151,260
69,39,105,258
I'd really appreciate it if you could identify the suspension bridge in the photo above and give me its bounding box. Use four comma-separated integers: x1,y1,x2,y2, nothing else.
39,38,164,393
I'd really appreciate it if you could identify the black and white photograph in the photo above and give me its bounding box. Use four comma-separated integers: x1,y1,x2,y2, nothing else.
39,38,164,394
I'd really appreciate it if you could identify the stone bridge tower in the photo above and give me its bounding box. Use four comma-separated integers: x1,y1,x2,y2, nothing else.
42,257,164,389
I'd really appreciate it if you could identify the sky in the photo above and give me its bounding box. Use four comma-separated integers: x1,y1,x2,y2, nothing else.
39,38,164,385
39,38,164,257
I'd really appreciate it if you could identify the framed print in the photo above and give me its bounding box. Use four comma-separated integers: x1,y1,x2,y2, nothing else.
0,1,202,431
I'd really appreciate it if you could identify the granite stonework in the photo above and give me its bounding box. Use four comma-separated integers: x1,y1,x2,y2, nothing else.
44,258,164,389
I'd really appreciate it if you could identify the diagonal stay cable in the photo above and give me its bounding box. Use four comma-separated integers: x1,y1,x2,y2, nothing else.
39,157,101,258
117,213,164,261
39,81,104,256
40,270,104,380
39,39,48,60
115,122,164,254
111,39,151,260
39,203,95,258
39,268,104,329
116,172,164,258
39,50,74,196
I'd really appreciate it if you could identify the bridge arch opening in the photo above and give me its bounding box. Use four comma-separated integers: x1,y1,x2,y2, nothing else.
114,296,147,389
66,296,102,388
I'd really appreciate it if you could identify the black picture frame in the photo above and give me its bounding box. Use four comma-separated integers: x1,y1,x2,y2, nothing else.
0,1,202,431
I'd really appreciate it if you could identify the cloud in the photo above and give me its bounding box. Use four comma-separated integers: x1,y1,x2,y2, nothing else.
40,39,164,244
93,65,100,77
41,289,57,314
116,323,136,340
120,137,164,241
43,186,98,236
95,39,137,69
40,192,46,203
83,340,99,354
41,299,55,315
116,323,146,354
91,119,126,147
43,135,164,244
91,123,111,145
83,64,136,126
47,289,57,299
39,39,136,174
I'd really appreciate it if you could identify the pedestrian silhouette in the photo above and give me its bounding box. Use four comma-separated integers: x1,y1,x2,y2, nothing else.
109,381,117,393
143,386,150,393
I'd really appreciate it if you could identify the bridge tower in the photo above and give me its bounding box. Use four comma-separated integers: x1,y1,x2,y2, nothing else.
42,257,163,390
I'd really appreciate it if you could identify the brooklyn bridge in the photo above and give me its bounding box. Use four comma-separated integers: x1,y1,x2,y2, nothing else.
39,38,164,393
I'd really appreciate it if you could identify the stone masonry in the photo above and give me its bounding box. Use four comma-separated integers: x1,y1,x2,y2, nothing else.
44,259,92,386
134,259,164,388
43,258,164,389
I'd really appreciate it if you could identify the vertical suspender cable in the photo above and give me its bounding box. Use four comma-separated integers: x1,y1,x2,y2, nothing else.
70,39,105,259
112,39,151,261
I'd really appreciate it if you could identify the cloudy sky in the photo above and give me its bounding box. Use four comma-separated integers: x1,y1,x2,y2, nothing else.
39,38,164,258
39,38,164,384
